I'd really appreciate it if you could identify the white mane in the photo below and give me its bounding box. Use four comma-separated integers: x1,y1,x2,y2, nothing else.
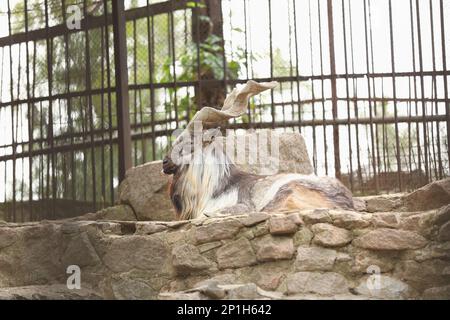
177,143,237,220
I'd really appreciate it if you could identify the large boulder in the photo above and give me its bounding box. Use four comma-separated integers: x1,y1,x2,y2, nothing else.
118,131,313,221
403,178,450,211
218,130,313,175
118,161,175,221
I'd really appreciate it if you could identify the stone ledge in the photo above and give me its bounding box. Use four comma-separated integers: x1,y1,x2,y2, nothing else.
0,205,449,300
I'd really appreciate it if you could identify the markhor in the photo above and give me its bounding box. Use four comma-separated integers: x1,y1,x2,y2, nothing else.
177,305,212,318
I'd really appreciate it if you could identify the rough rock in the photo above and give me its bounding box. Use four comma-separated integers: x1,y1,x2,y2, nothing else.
0,285,101,300
217,130,313,175
395,259,450,292
253,235,295,261
434,205,450,225
216,238,256,269
403,178,450,211
301,209,332,224
194,219,242,244
422,285,450,299
268,215,298,235
285,272,349,295
91,205,137,221
438,221,450,242
172,244,214,274
294,247,337,271
311,223,352,247
328,210,370,229
364,194,402,213
293,227,313,246
353,228,427,250
118,160,174,221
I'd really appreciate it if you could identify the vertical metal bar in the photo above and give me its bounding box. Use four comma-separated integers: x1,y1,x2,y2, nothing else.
169,2,179,128
146,0,156,160
439,0,450,171
348,3,363,191
363,0,378,192
268,0,275,129
133,19,138,165
24,0,33,220
308,0,317,172
84,0,96,211
44,0,56,219
415,0,430,183
341,0,354,191
326,0,341,180
388,0,402,191
104,0,114,204
409,0,422,182
112,0,132,182
7,0,16,222
368,0,380,192
100,23,106,207
61,0,76,202
292,0,303,135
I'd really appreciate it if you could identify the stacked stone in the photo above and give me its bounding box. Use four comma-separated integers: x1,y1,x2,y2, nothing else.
0,204,449,299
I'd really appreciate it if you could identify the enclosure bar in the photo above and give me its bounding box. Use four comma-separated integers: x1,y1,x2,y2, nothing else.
368,0,381,192
341,0,354,191
317,0,328,175
3,114,445,164
292,0,303,135
268,0,275,129
133,19,138,165
2,70,450,109
415,0,430,183
308,0,318,172
104,0,115,204
326,0,341,180
169,2,179,129
440,0,450,166
100,24,106,208
388,0,402,190
6,0,16,221
0,0,192,48
61,0,76,202
43,0,57,219
348,0,363,189
24,0,33,220
429,0,443,179
83,0,97,211
409,0,422,180
112,0,132,182
146,0,156,160
364,0,380,192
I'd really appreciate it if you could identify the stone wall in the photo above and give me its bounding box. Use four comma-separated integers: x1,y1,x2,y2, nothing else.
1,204,449,299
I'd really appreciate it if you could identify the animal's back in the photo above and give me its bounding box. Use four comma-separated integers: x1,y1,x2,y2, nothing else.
251,174,354,212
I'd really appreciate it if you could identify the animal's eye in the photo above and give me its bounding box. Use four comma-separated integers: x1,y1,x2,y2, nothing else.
172,194,182,212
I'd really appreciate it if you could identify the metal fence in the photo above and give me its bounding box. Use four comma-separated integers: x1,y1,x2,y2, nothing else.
0,0,448,222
